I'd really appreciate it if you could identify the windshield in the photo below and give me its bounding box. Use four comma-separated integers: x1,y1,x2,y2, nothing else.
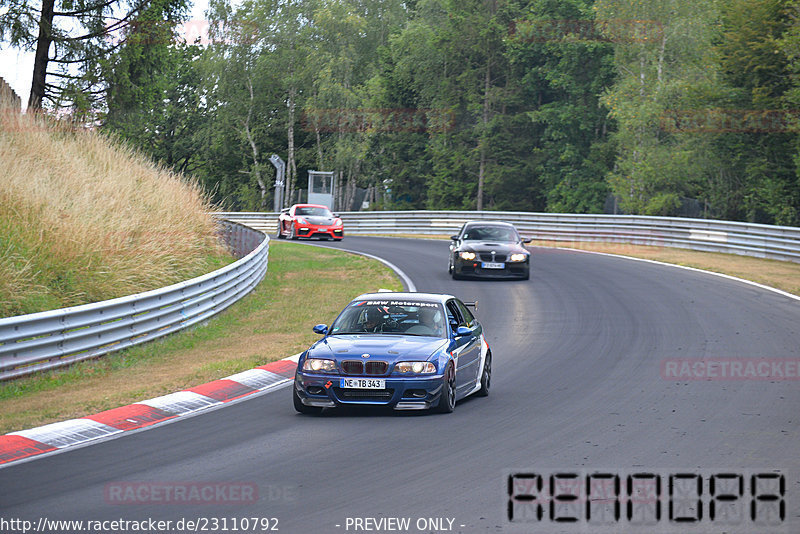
462,226,518,242
330,300,446,338
295,206,332,217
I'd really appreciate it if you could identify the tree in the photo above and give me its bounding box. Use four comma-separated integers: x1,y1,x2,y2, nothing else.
506,0,617,213
713,0,798,224
595,0,722,215
103,0,202,174
0,0,186,111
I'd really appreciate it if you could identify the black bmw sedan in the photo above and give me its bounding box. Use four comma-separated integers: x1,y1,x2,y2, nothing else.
448,221,532,280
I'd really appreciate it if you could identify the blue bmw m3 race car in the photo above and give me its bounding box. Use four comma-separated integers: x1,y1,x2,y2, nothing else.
292,292,491,414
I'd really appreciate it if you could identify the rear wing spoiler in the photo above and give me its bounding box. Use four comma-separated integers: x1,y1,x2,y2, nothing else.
464,301,478,310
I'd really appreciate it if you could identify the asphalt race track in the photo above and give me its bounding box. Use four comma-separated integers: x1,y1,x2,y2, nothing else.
1,236,798,533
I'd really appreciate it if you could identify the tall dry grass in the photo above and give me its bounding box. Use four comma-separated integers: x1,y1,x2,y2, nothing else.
0,112,229,317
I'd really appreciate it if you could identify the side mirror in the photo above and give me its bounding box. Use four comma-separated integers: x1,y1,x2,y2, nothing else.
332,213,339,217
450,235,460,241
313,324,328,335
454,326,472,338
522,237,532,244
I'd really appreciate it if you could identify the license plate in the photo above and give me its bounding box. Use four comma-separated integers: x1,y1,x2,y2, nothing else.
481,262,505,269
340,378,385,389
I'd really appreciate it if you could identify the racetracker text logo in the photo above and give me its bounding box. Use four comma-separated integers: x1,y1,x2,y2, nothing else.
660,109,800,133
660,358,800,380
104,482,259,505
509,19,663,44
105,19,259,46
301,108,455,133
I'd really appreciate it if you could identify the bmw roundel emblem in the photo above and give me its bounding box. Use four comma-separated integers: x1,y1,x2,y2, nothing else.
361,353,370,358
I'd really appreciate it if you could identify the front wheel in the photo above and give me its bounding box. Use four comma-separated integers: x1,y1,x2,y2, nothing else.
477,352,491,397
293,387,322,415
289,224,298,240
435,366,456,413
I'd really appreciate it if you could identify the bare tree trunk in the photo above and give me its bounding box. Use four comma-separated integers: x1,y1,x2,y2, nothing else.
336,170,343,212
243,78,267,208
477,59,491,211
630,51,647,210
315,127,324,169
287,62,297,210
28,0,56,110
346,174,355,211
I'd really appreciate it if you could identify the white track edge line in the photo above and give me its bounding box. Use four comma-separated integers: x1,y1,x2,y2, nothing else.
550,246,800,303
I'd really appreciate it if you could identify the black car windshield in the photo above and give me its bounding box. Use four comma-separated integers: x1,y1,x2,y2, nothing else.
462,226,518,242
329,301,447,338
295,206,332,217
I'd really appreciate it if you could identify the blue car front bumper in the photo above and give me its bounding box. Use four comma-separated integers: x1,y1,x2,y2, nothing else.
294,372,445,410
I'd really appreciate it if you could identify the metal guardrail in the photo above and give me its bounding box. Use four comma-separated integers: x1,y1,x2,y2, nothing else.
0,220,269,380
218,210,800,263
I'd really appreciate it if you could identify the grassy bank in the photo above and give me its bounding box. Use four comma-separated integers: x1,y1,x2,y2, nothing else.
0,241,403,434
0,113,228,317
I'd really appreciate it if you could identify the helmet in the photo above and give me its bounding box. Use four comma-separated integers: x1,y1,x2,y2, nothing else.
364,307,383,325
418,307,442,334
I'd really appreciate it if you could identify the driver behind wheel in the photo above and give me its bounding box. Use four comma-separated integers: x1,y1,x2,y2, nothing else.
418,307,444,336
361,306,384,332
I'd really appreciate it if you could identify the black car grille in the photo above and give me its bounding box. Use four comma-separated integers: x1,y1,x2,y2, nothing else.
365,361,388,375
341,360,389,375
342,361,363,374
479,253,507,262
334,388,394,401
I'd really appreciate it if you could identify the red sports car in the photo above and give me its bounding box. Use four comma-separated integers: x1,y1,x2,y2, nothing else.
277,204,344,240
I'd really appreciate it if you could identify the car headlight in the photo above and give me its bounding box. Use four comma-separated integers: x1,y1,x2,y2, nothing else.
510,253,528,262
333,218,343,227
296,217,308,225
459,251,476,260
302,358,337,372
395,361,436,374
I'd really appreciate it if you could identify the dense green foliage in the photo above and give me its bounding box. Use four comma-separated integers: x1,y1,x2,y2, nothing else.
95,0,800,223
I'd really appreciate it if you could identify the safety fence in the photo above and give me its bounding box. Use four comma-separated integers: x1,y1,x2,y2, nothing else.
218,210,800,263
0,220,268,380
3,210,798,380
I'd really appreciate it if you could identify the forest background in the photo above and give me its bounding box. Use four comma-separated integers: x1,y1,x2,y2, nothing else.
3,0,800,225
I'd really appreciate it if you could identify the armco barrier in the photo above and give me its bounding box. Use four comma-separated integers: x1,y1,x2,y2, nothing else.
217,210,800,264
0,220,268,380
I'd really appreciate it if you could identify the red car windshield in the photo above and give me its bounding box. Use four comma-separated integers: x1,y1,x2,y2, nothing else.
295,206,332,217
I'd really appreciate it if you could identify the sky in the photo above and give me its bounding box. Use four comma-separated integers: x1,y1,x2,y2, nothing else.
0,0,209,110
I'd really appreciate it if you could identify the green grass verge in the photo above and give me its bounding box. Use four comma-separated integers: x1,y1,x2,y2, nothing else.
0,241,403,434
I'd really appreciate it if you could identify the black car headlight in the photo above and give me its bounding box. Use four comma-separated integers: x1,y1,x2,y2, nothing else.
509,253,528,262
459,251,476,260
